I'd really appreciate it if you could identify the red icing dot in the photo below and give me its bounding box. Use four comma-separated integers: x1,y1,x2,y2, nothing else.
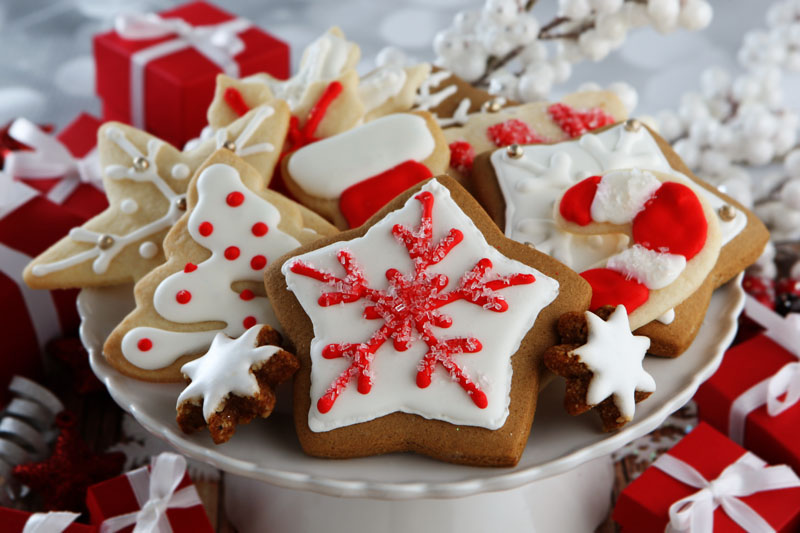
243,316,257,329
137,338,152,352
581,268,649,313
184,262,197,273
175,290,192,304
224,246,240,260
449,141,475,174
486,118,547,147
252,222,269,236
198,222,213,236
240,289,255,301
227,191,244,207
250,255,267,270
560,176,602,226
632,182,707,260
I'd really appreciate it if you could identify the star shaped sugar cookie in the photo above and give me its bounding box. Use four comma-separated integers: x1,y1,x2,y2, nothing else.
104,149,337,382
24,102,290,290
544,305,655,431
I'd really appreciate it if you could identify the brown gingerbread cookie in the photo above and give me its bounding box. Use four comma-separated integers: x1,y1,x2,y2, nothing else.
470,119,769,356
543,305,655,432
264,175,592,467
176,324,299,444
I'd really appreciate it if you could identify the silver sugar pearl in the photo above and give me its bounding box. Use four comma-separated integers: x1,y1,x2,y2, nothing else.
97,234,115,250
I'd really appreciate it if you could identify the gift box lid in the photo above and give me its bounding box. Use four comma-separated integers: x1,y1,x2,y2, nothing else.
613,422,800,532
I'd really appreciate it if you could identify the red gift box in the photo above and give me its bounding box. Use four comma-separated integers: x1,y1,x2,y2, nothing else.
1,508,95,532
0,180,86,397
86,453,213,533
94,0,289,148
694,333,800,474
6,114,107,220
613,422,800,532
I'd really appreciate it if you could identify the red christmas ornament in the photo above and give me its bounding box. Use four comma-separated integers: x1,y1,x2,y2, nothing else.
46,337,103,394
13,412,125,512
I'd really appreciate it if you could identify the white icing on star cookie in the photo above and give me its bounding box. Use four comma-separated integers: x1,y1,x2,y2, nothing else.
573,306,655,419
177,325,283,423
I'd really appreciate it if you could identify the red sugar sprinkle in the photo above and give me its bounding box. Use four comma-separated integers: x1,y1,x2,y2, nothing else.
199,222,213,237
227,191,244,207
175,290,192,304
486,118,547,147
250,255,267,270
448,141,475,174
137,338,152,352
224,246,240,260
252,222,269,236
243,316,257,329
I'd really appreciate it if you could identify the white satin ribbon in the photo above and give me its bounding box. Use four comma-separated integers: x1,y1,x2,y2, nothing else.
114,12,251,128
4,118,103,205
100,452,203,533
653,451,800,532
728,361,800,445
744,295,800,357
22,512,80,533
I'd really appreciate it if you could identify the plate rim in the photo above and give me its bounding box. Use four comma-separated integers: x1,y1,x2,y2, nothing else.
82,274,744,500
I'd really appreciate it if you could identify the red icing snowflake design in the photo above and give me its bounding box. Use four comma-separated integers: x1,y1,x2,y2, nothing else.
548,103,615,138
289,190,536,414
487,118,547,147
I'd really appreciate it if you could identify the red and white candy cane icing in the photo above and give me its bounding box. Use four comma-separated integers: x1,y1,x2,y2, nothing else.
559,169,708,314
121,163,301,370
283,179,558,432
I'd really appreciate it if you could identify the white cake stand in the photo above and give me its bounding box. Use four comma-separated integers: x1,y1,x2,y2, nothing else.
80,275,743,533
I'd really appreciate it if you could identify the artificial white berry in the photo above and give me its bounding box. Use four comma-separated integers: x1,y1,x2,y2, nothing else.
648,0,680,33
483,0,520,24
773,128,797,155
480,25,515,56
508,15,540,45
674,139,700,168
784,149,800,177
488,69,519,99
655,109,684,141
700,67,730,99
551,58,572,84
433,30,464,58
578,30,611,61
519,41,548,64
679,0,713,31
678,92,710,125
700,149,730,175
608,81,638,113
450,52,487,82
453,10,481,33
780,178,800,210
590,0,624,15
744,138,776,165
555,40,585,63
559,0,591,19
595,12,628,41
731,75,762,102
621,3,650,27
518,63,554,100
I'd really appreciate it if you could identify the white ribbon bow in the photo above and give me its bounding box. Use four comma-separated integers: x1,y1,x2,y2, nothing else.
22,512,80,533
4,118,103,204
114,12,251,128
729,361,800,445
100,452,203,533
653,451,800,532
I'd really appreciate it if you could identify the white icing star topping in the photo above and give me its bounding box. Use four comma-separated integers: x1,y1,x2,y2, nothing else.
177,325,282,423
580,127,663,171
573,305,655,419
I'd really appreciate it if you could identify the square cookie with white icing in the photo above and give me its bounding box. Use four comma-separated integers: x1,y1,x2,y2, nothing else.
264,175,591,466
470,120,769,356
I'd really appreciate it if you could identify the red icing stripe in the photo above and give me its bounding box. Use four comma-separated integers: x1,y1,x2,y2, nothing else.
559,175,602,226
632,182,708,260
286,81,344,153
581,268,649,313
339,160,433,228
223,87,251,117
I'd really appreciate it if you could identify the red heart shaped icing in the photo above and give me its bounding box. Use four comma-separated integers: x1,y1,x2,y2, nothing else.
632,182,707,260
581,268,649,313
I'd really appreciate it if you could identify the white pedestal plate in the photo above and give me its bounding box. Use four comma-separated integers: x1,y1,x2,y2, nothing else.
79,276,743,533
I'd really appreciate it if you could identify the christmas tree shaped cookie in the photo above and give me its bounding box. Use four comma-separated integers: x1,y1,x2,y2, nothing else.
265,175,591,466
24,103,290,290
104,150,336,382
